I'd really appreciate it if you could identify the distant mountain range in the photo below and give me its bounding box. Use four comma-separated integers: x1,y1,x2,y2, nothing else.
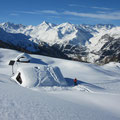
0,21,120,64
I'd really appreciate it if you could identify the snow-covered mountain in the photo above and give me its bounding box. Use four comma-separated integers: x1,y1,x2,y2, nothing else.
0,21,93,46
87,27,120,63
0,24,69,59
0,21,119,64
0,27,39,52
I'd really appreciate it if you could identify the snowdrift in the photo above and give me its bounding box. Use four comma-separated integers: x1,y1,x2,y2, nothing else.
12,65,67,88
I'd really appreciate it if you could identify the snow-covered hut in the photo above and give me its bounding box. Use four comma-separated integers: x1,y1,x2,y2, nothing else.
11,65,67,87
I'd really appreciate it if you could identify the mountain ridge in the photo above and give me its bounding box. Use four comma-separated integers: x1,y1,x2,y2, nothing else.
0,21,119,64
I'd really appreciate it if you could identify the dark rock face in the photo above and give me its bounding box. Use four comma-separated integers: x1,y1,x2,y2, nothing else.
37,43,69,59
96,35,120,64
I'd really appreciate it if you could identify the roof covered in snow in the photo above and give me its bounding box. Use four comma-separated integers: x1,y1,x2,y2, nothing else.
12,65,67,87
15,53,31,61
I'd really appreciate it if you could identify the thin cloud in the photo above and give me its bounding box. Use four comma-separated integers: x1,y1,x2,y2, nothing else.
63,11,120,20
69,4,78,7
10,13,19,16
69,4,85,7
69,4,112,10
40,10,58,14
12,9,120,20
18,11,39,14
16,10,58,15
48,16,61,18
96,11,108,14
91,6,112,10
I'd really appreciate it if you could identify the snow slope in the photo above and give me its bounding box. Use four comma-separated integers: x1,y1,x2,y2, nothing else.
0,48,120,120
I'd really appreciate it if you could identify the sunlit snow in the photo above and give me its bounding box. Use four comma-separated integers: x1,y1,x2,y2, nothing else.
0,48,120,120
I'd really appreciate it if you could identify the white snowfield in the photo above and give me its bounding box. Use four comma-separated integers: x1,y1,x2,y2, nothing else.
0,48,120,120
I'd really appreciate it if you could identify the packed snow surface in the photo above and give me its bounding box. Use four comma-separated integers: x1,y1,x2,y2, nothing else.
0,48,120,120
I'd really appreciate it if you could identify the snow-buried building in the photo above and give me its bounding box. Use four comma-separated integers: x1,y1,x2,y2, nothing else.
11,53,67,87
12,64,67,87
15,53,31,63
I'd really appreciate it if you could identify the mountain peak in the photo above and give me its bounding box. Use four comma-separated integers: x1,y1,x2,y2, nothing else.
1,22,25,27
38,21,56,28
95,24,115,29
58,22,74,28
41,21,49,25
0,22,14,27
0,22,26,31
60,22,72,26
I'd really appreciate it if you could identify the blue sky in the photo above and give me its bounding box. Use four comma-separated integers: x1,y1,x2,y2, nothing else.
1,0,120,25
